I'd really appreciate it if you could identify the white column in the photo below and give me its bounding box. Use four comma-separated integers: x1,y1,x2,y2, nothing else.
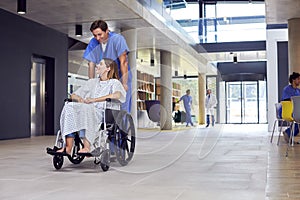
198,73,206,124
288,18,300,73
160,50,172,130
266,28,288,131
122,29,137,127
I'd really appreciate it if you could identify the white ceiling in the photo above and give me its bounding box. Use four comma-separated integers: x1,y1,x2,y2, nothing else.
0,0,205,76
0,0,151,43
265,0,300,24
0,0,297,76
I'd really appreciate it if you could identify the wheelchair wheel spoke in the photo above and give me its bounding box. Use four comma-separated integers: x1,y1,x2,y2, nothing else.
125,142,129,153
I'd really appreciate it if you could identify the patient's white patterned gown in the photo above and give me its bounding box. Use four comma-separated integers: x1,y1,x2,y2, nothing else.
60,78,126,149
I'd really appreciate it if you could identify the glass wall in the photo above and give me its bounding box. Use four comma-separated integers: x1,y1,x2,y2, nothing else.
168,2,266,43
219,80,267,124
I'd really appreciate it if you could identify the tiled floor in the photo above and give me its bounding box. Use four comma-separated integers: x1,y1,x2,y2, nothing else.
0,124,297,200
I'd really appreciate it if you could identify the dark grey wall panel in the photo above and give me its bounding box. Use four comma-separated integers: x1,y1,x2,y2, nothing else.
277,41,289,101
0,8,68,140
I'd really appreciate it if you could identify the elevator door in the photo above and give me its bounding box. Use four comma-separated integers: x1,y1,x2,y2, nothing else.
31,58,46,136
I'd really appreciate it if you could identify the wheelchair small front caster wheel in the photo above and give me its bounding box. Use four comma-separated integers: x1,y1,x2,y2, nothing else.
53,155,64,169
100,149,110,172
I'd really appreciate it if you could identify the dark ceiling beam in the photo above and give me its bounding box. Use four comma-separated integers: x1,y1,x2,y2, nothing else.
193,41,266,53
185,0,264,3
68,37,87,50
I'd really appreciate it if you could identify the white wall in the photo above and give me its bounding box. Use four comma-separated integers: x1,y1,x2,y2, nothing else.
266,28,288,131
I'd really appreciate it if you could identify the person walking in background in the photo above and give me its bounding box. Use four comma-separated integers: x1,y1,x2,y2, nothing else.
83,19,132,113
205,89,217,128
178,89,194,127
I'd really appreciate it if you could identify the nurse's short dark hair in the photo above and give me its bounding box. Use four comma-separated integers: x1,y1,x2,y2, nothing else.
90,20,108,32
289,72,300,84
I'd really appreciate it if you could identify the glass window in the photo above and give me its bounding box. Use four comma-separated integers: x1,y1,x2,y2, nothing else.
168,2,266,43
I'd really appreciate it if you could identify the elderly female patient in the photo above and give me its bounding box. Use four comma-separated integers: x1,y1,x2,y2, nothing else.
57,58,126,155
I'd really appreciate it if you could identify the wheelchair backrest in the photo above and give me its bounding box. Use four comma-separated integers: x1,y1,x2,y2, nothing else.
104,109,120,124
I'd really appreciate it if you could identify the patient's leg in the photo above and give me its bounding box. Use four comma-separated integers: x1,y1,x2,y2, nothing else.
57,137,73,155
79,138,90,153
65,137,73,154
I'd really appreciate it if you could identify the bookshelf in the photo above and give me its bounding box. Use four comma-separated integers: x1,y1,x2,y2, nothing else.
137,70,155,110
155,78,181,103
172,82,181,103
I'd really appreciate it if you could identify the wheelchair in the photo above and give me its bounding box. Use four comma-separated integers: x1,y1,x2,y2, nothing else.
46,98,135,172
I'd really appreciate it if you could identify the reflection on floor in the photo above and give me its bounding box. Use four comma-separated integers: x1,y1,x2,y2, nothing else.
0,124,298,199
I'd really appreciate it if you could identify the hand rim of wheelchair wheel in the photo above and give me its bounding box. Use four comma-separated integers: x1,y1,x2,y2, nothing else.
115,111,136,166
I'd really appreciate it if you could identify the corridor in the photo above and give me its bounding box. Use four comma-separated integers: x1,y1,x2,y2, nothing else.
0,124,294,200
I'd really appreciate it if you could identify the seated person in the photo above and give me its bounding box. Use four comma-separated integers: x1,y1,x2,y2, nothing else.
172,104,181,123
282,72,300,142
57,58,126,154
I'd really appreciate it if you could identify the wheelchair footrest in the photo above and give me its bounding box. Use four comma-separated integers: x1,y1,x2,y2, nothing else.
77,152,93,157
46,147,69,156
78,147,103,157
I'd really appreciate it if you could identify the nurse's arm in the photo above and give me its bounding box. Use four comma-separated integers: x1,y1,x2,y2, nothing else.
88,62,96,79
119,51,128,91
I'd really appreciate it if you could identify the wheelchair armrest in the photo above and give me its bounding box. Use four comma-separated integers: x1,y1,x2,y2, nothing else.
106,98,121,104
65,98,120,103
64,98,79,102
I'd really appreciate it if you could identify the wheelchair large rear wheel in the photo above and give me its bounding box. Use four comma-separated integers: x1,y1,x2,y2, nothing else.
68,134,85,164
115,111,136,166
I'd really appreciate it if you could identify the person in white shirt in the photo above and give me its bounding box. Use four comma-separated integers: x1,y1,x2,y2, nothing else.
205,89,217,127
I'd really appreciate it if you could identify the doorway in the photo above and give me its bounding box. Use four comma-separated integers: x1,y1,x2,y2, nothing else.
226,81,264,124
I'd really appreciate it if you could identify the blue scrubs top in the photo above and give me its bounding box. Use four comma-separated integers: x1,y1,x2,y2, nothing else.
83,32,132,112
180,95,192,113
83,32,131,77
281,85,300,101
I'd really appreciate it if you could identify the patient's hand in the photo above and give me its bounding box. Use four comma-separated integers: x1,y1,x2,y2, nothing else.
84,97,95,104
